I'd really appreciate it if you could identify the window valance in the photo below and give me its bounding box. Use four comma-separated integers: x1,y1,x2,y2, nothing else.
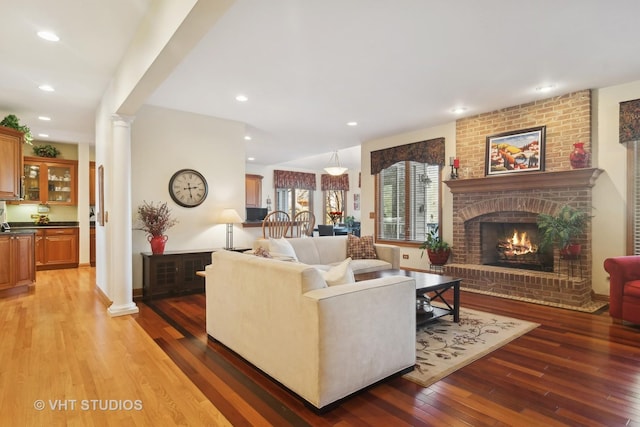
620,99,640,144
274,170,316,190
321,173,349,191
370,137,445,175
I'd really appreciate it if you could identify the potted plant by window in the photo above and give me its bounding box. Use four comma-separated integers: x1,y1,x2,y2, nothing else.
135,201,178,254
419,225,451,266
536,205,589,258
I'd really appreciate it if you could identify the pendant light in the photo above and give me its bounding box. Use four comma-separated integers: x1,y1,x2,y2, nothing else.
324,150,348,176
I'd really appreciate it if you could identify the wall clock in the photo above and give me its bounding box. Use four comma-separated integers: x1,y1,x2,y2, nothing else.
168,169,208,208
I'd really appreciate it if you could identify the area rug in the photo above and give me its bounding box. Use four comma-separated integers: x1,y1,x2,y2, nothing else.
404,307,539,387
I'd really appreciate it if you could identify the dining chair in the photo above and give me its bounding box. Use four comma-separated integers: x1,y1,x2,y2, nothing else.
262,210,291,239
317,224,335,236
292,211,315,237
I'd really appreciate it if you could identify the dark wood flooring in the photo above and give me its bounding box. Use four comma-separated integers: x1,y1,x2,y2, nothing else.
134,290,640,426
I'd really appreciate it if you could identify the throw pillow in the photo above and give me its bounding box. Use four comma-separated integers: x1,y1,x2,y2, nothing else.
268,237,299,261
320,258,355,286
346,234,378,260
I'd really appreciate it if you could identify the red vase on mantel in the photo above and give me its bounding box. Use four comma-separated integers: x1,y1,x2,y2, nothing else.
148,235,168,255
569,142,590,169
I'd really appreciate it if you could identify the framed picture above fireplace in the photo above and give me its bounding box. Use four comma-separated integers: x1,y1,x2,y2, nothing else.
485,126,545,176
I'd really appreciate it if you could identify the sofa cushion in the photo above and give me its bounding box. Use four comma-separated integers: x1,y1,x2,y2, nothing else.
349,259,392,274
320,258,355,286
269,237,298,261
346,234,377,260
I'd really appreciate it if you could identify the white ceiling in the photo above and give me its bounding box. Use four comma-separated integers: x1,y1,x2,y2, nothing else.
4,1,640,171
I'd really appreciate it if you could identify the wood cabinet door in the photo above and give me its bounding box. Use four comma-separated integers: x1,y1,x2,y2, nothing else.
44,228,78,265
13,234,35,286
0,126,23,200
0,235,12,289
35,230,45,267
245,174,263,208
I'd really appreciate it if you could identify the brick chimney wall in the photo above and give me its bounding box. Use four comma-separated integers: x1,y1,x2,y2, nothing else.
444,90,596,307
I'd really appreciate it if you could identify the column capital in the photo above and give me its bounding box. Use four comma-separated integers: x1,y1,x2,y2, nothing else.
111,114,135,127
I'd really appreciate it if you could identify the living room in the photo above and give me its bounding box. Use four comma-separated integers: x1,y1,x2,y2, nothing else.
3,1,640,424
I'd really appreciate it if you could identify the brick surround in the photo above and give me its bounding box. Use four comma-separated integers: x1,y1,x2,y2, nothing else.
443,90,601,307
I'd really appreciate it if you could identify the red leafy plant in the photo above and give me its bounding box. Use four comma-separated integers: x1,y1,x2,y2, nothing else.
135,201,178,237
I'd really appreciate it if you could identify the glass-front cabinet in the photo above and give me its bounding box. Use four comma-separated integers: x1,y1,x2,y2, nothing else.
21,156,78,205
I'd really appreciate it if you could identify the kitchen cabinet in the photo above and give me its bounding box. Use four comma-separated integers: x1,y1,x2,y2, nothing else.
0,126,24,200
21,156,78,205
245,174,263,208
141,249,212,299
0,232,35,293
35,227,79,270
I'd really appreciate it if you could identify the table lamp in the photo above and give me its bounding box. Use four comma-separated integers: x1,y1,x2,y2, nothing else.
219,208,243,250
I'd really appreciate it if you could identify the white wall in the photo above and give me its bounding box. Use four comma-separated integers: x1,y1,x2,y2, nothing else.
360,122,457,270
591,79,640,295
130,105,246,289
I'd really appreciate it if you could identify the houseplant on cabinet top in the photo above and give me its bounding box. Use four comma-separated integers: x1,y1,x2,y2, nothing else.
419,225,451,266
135,201,178,255
536,205,589,258
0,114,33,144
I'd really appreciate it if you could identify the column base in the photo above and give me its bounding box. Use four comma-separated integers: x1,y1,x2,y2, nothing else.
108,302,139,317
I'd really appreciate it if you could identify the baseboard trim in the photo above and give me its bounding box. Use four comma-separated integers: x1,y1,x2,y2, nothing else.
94,284,112,308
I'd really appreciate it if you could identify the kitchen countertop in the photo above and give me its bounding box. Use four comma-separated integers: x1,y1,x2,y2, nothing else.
8,221,80,229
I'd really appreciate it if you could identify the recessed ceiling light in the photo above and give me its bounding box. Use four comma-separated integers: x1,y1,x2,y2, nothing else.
247,157,255,161
244,135,252,141
235,94,248,102
451,107,468,114
38,116,51,121
38,133,49,138
37,31,60,42
346,121,358,127
536,84,555,93
38,84,55,92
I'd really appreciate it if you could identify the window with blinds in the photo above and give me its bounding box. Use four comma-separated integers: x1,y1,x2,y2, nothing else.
377,160,440,242
276,188,312,218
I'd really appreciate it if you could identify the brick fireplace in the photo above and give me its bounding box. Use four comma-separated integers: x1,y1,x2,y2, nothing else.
444,168,602,307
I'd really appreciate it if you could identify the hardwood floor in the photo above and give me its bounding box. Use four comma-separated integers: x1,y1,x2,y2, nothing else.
0,267,230,426
139,284,640,426
5,267,640,426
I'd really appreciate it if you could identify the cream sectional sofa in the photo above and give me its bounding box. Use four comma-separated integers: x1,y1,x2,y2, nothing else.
254,235,400,274
205,250,416,411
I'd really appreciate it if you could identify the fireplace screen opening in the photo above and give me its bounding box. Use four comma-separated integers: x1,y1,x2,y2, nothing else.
481,222,553,272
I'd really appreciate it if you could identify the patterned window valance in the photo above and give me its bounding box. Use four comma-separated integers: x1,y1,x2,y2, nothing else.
370,137,445,175
274,170,316,190
321,173,349,191
620,99,640,144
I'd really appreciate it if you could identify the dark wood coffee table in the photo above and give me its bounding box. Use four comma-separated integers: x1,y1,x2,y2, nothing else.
354,269,461,325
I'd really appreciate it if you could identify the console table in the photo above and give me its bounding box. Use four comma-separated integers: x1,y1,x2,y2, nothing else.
141,249,215,299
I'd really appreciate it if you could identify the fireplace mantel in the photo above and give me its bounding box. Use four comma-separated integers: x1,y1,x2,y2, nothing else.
445,168,603,193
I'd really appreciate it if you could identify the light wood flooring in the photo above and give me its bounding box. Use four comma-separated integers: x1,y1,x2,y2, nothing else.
0,267,230,426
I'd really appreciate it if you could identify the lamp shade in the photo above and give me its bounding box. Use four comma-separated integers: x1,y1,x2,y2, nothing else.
324,151,348,176
219,208,243,224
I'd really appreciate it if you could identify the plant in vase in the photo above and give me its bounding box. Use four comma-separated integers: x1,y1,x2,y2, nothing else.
135,201,178,254
537,205,589,259
328,211,343,226
419,225,451,266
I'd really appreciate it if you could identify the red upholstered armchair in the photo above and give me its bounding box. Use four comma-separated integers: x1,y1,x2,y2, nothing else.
603,256,640,324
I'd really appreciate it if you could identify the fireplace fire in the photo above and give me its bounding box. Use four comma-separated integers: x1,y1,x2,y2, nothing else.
481,222,553,272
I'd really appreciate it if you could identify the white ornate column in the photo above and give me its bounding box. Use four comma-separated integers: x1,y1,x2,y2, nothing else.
107,114,138,317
